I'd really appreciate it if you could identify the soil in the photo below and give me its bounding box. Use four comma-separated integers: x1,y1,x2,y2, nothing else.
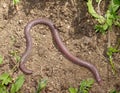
0,0,120,93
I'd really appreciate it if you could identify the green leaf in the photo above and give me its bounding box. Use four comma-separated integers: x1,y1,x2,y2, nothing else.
15,55,20,63
113,0,120,5
87,0,120,33
114,16,120,26
107,47,120,56
10,75,25,93
79,79,94,93
13,0,20,5
106,10,114,26
10,50,20,63
95,23,109,33
110,0,120,12
0,55,3,64
106,46,120,74
0,73,12,85
36,79,47,93
109,89,117,93
10,84,15,93
96,0,100,3
68,87,78,93
0,84,8,93
87,0,105,24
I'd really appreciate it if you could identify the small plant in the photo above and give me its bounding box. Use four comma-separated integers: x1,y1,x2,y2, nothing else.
107,46,120,74
87,0,120,33
0,55,3,64
0,73,25,93
10,50,20,63
10,75,25,93
13,0,20,5
69,79,94,93
10,36,20,63
9,50,21,72
0,54,24,93
86,0,120,74
109,89,116,93
36,79,47,93
12,0,20,10
109,89,120,93
69,88,78,93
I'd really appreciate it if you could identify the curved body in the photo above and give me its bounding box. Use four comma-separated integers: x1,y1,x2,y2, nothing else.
20,19,102,84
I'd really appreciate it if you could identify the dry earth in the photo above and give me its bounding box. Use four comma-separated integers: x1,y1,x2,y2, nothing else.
0,0,120,93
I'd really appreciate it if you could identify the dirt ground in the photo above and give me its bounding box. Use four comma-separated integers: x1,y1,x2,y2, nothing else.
0,0,120,93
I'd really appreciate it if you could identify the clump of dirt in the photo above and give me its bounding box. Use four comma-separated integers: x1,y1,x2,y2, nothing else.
0,0,120,93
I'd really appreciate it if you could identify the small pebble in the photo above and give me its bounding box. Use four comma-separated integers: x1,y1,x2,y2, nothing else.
3,3,7,8
67,25,70,29
18,20,23,24
43,35,46,37
47,86,54,91
59,55,63,61
66,41,69,45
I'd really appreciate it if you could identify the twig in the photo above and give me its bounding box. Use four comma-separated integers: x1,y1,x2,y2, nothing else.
97,0,102,15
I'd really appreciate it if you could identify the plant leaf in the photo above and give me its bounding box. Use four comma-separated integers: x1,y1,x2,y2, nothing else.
95,23,109,33
96,0,100,3
113,0,120,5
13,0,20,5
10,75,25,93
107,47,120,56
0,55,3,64
87,0,105,24
0,73,12,85
10,50,20,63
68,87,78,93
0,84,8,93
36,79,47,93
79,79,94,93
